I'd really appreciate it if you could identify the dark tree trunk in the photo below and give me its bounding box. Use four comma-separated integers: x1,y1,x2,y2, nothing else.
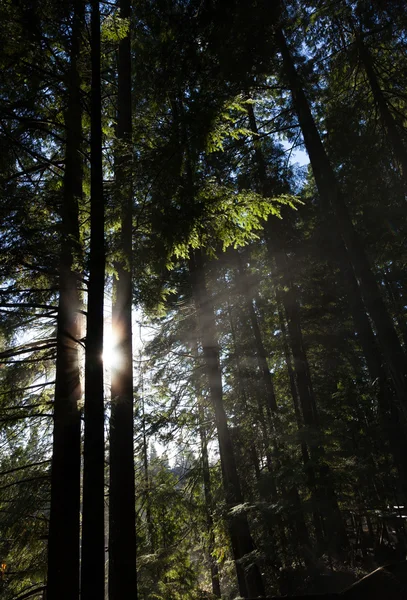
232,252,293,561
47,3,83,597
108,0,137,597
338,257,407,499
226,293,286,565
227,251,276,463
272,248,347,553
275,276,336,548
237,252,277,413
81,0,106,598
189,249,265,599
272,17,407,423
141,385,155,552
225,298,262,480
383,268,407,352
274,252,318,429
275,295,314,557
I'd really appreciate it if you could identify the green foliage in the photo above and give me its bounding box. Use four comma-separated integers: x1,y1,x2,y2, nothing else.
136,455,203,600
172,184,300,260
206,96,254,154
101,14,129,43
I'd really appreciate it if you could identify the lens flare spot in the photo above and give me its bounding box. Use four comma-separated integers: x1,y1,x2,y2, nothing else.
102,327,122,370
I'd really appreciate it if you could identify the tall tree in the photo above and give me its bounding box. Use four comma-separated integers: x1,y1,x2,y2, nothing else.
81,0,106,597
109,0,137,596
46,2,83,598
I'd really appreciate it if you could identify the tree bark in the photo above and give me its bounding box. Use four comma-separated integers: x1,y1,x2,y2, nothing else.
108,0,137,597
81,0,106,597
189,249,265,599
46,3,83,598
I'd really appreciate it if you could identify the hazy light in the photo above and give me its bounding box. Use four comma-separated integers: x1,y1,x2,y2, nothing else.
102,327,122,370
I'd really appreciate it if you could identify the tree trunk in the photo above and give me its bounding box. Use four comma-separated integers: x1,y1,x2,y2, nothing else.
226,297,261,482
383,268,407,352
108,0,137,596
141,378,155,552
189,249,265,599
272,17,407,422
271,245,347,553
337,255,407,485
275,294,315,557
46,3,83,598
236,252,277,413
81,0,106,598
226,293,287,566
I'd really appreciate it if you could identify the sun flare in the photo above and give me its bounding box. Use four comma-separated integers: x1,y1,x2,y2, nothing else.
102,327,122,370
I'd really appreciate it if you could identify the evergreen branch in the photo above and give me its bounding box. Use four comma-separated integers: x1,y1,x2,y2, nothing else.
0,475,50,492
0,460,51,477
1,402,53,411
0,339,57,360
0,303,58,311
13,586,47,600
0,413,53,422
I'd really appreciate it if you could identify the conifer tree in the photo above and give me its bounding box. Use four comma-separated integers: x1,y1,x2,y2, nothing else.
109,0,137,596
46,1,83,597
81,0,106,597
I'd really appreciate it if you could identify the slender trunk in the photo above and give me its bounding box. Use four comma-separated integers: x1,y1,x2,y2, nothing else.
198,403,221,598
356,33,407,189
142,395,154,552
275,252,347,552
229,252,277,485
272,20,407,416
108,0,137,596
337,256,405,478
227,296,285,564
245,102,317,428
237,252,277,413
275,252,318,429
275,290,325,547
226,299,261,481
232,255,291,559
383,268,407,351
47,3,83,597
275,294,315,555
189,249,265,599
81,0,105,597
340,258,407,499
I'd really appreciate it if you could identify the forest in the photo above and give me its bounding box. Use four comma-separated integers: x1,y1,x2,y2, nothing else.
1,0,407,598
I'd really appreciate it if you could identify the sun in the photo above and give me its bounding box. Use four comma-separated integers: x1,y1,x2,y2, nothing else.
102,326,122,370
